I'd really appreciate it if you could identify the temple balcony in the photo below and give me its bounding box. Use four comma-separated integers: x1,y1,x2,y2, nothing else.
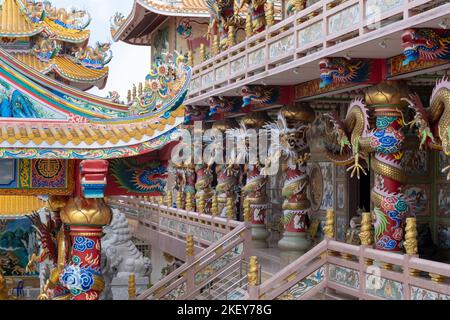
186,0,450,106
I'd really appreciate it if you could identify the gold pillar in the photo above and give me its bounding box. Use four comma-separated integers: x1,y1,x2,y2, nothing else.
245,13,253,38
186,234,194,258
323,209,335,239
199,44,206,62
128,274,136,300
247,256,260,286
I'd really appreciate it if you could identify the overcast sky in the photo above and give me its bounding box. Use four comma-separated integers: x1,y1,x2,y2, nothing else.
53,0,151,100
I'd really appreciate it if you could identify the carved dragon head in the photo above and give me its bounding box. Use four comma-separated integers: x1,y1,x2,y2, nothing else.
208,96,235,117
319,57,365,89
241,85,278,108
401,28,449,66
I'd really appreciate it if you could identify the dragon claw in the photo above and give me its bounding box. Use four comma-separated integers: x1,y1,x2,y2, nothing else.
347,153,367,179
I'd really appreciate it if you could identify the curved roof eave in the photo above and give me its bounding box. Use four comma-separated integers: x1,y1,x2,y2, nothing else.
113,0,209,42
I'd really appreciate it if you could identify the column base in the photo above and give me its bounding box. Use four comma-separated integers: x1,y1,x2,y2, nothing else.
278,232,311,264
251,224,269,248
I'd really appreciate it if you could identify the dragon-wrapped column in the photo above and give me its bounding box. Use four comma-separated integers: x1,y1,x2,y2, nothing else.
240,112,271,247
183,163,196,211
272,104,315,262
195,164,214,214
365,81,412,252
212,120,240,218
59,198,112,300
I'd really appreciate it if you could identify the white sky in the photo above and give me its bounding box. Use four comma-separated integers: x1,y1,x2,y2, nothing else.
53,0,151,100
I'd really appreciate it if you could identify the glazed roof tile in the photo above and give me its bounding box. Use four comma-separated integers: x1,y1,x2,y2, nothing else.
141,0,209,15
0,0,42,37
0,0,90,43
12,52,109,84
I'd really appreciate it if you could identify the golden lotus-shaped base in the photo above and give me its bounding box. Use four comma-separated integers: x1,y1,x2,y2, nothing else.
61,197,112,226
365,80,411,106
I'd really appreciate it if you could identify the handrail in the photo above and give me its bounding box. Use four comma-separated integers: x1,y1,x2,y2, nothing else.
137,220,251,300
108,196,241,252
109,196,450,300
186,0,450,104
250,239,450,300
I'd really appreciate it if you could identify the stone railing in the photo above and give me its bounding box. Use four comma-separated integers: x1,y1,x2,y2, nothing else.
249,239,450,300
136,220,252,300
107,196,242,261
187,0,448,104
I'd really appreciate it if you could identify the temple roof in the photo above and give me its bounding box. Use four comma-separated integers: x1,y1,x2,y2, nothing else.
0,196,47,217
12,52,109,88
0,0,42,37
112,0,209,44
0,48,189,159
42,17,90,44
141,0,209,16
0,0,90,43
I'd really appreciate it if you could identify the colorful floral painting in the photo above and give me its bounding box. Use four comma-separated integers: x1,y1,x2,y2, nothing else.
329,264,360,289
403,185,429,216
365,276,404,300
402,150,428,176
0,218,38,276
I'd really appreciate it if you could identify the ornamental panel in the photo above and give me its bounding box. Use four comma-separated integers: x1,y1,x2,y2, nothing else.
328,4,360,35
269,35,294,59
298,21,323,46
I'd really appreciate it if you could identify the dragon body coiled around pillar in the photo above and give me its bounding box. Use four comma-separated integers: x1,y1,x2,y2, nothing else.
242,164,269,224
403,77,450,179
215,164,240,217
325,98,413,251
195,164,214,214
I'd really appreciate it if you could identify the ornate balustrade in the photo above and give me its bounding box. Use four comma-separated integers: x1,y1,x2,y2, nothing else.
250,239,450,300
136,220,252,300
107,196,243,261
187,0,449,104
109,197,449,300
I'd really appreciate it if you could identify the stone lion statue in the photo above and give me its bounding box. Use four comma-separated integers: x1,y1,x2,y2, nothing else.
100,208,152,300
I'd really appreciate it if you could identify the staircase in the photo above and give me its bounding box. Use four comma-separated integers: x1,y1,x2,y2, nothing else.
108,197,450,300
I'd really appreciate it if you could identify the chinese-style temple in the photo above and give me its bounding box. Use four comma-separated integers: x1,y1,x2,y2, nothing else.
1,0,450,301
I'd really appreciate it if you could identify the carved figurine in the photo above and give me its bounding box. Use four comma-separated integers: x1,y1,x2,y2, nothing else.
72,42,113,69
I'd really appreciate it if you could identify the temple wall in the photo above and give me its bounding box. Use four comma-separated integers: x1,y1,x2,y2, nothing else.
150,20,171,63
173,17,210,65
150,17,210,66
